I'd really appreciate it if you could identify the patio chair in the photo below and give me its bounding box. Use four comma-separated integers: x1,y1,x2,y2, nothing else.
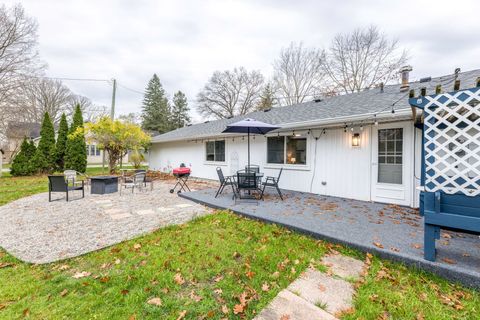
261,168,283,200
120,171,146,194
134,169,155,190
245,164,262,185
64,170,90,189
215,167,235,198
48,175,85,202
234,171,259,203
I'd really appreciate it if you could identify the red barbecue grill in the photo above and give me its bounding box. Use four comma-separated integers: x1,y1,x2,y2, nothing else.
170,165,191,193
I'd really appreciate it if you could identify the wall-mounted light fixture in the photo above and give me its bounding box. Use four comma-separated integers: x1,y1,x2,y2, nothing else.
352,133,360,147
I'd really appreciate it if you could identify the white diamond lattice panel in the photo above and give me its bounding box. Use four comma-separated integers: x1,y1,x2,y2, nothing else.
423,88,480,196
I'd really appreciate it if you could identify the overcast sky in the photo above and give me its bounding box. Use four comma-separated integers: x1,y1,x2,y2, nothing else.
6,0,480,121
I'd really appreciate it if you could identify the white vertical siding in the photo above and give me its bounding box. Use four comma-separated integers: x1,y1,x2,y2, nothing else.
149,121,421,207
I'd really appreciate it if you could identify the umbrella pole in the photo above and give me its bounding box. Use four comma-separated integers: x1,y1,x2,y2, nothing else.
247,127,250,169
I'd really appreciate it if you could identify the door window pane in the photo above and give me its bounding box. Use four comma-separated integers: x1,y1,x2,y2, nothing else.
267,136,284,164
378,128,403,184
286,137,307,164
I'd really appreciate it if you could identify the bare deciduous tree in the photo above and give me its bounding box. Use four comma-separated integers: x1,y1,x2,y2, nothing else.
323,25,408,94
0,3,43,142
197,67,264,119
68,94,107,122
273,42,326,106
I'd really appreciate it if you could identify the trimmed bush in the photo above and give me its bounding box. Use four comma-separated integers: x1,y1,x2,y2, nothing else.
31,112,56,174
10,138,37,176
55,113,68,170
64,105,87,173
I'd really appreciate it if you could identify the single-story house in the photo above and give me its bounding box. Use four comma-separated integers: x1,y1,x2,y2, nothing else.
149,68,480,208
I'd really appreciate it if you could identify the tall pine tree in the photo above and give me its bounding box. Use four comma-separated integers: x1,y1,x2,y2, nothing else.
31,112,56,174
64,105,87,173
256,83,276,111
141,74,171,133
55,113,68,170
171,91,190,129
10,138,36,176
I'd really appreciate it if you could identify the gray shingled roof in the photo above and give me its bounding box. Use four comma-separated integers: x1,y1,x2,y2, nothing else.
153,69,480,143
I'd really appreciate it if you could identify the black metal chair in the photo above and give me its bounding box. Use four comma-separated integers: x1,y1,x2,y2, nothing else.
261,168,284,200
245,165,262,185
48,175,84,202
234,171,259,203
215,167,235,198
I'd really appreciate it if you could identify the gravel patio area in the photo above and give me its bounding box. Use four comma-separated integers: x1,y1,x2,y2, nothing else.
0,180,214,264
180,188,480,289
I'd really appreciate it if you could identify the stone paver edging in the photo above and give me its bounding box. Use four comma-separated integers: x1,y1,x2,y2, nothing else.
255,253,365,320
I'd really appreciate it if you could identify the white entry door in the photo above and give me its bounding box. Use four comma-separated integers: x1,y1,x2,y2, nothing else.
371,122,412,206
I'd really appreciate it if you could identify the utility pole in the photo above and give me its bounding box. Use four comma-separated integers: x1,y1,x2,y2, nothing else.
110,78,117,119
103,78,117,173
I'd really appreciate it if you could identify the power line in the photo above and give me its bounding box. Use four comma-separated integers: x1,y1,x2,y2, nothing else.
117,82,144,95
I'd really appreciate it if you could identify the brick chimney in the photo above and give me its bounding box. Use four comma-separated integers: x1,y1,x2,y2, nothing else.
399,65,413,91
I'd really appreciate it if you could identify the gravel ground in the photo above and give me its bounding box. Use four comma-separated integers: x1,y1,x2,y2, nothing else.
0,180,215,264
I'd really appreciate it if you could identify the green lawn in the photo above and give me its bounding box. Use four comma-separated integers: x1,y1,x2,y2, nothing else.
0,212,478,319
0,173,479,319
0,166,144,206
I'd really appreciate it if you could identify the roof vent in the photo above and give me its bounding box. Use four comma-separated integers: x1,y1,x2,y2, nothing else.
186,124,192,127
263,108,272,112
204,120,210,123
399,65,413,91
313,98,322,103
419,77,431,83
227,115,234,119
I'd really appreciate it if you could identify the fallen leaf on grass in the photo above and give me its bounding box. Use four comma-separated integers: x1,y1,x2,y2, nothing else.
121,289,129,295
373,242,384,249
147,297,162,306
233,304,244,314
58,264,70,271
174,273,185,285
214,288,223,295
189,290,202,302
100,276,110,283
0,263,14,269
213,274,224,282
177,310,187,320
245,271,255,279
133,243,142,250
221,305,229,314
72,271,91,279
23,308,30,317
60,289,68,297
261,283,270,292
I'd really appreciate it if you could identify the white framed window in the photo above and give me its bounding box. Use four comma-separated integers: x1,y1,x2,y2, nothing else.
267,135,307,165
205,140,225,162
86,145,101,156
378,128,403,184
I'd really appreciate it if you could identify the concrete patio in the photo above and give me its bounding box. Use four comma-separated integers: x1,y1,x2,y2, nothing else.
180,187,480,289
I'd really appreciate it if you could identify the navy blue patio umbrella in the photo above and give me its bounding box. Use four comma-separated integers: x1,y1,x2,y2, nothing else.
222,118,280,169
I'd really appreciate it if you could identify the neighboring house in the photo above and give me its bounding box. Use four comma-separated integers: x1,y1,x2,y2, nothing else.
3,122,41,163
149,68,480,208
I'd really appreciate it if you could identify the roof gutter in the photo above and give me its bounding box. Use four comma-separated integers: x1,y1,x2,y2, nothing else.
151,108,413,144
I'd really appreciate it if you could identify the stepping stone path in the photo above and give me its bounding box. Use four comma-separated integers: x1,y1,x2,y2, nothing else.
255,253,365,320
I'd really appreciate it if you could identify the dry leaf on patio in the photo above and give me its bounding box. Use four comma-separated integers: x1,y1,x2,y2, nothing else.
318,284,326,292
147,297,162,306
411,243,422,249
373,242,384,249
174,273,185,285
72,271,91,279
177,310,187,320
441,258,457,265
280,315,291,320
60,289,68,297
